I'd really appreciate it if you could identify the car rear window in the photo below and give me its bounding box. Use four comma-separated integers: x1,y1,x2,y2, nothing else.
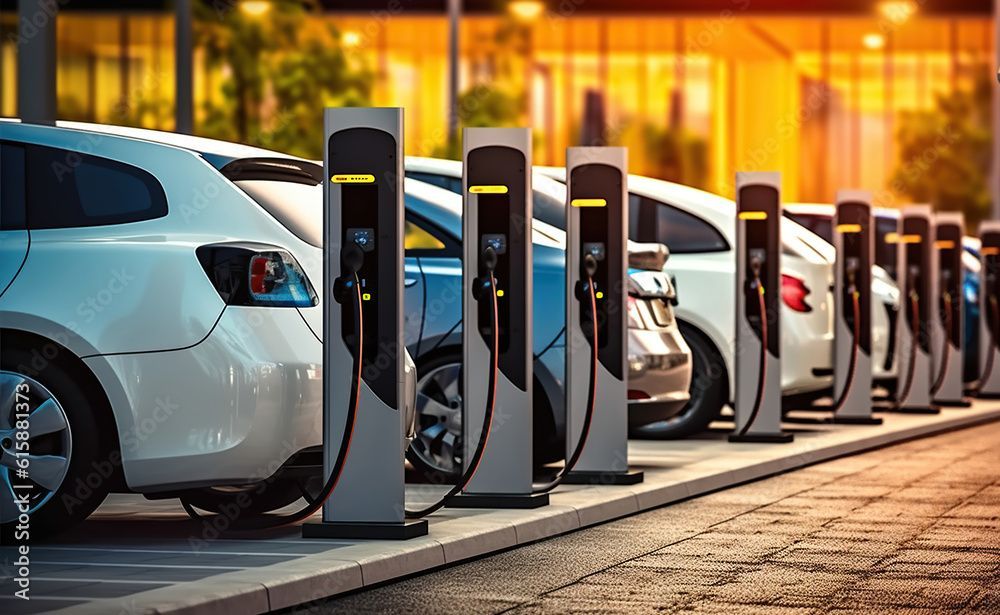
19,143,167,229
236,179,324,247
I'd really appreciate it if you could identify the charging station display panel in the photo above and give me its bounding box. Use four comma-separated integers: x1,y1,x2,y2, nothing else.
936,222,962,349
902,216,932,354
738,185,780,358
468,146,529,390
570,163,624,379
837,202,872,355
329,128,398,407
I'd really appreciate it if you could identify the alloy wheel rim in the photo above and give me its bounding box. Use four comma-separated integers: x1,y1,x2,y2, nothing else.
409,362,463,476
0,371,73,524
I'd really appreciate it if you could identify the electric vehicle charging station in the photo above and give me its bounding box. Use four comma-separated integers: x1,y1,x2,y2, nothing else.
730,172,793,443
831,191,882,425
304,107,428,539
449,127,549,509
886,205,941,415
559,146,643,485
931,212,970,407
976,221,1000,398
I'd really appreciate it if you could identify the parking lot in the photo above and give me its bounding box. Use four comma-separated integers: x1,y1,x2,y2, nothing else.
2,404,997,614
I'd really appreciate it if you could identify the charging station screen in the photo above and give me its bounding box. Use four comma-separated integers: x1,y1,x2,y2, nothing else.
478,193,512,354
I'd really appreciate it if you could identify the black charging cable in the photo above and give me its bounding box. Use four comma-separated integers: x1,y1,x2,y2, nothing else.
405,247,501,518
737,259,768,437
181,244,366,530
831,272,860,414
930,290,953,395
892,284,921,408
971,296,999,393
533,254,600,494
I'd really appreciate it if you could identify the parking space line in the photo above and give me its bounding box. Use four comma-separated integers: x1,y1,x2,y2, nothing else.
33,577,174,585
35,560,245,570
34,546,314,557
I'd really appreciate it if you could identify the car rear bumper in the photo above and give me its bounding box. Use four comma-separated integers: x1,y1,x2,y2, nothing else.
627,326,692,426
88,306,323,492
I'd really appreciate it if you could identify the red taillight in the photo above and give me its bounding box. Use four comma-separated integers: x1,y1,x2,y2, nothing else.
628,390,651,400
781,274,812,313
249,254,273,295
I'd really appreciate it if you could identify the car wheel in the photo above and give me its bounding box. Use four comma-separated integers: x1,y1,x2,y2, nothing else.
1,348,110,538
632,322,727,439
180,479,311,516
406,351,464,483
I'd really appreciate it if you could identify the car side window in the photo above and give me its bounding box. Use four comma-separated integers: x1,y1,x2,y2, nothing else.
628,193,729,253
406,171,462,195
405,221,446,252
1,143,27,231
24,144,167,229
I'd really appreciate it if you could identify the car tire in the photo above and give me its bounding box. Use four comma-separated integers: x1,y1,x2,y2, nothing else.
631,322,727,439
406,349,464,484
180,479,311,517
1,343,113,539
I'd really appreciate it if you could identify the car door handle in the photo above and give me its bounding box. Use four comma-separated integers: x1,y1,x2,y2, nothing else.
405,278,418,288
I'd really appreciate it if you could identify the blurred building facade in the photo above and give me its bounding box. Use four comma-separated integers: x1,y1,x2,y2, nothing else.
0,0,993,204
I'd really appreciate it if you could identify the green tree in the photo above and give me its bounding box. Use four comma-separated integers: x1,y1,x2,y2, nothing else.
194,0,371,158
891,71,992,228
642,124,709,190
433,84,523,160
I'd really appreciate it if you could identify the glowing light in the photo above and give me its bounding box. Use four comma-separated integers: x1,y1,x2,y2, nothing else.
469,185,508,194
571,198,607,208
509,1,545,22
878,1,917,25
496,289,505,297
738,211,768,221
342,30,361,47
863,33,886,50
836,224,863,234
240,1,271,18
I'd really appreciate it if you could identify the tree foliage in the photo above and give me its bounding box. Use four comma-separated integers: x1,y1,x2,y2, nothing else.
891,71,993,228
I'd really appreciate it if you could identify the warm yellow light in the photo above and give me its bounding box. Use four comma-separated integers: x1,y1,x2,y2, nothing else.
342,30,361,47
571,198,607,208
983,247,1000,256
469,185,508,194
935,240,956,250
836,223,863,234
878,1,917,25
738,211,768,221
863,33,886,50
240,1,271,17
509,1,545,22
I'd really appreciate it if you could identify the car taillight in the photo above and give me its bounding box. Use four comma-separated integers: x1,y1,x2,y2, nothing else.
781,274,812,313
197,244,317,308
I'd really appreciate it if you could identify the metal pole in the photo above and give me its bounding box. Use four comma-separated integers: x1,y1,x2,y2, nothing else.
17,0,57,124
176,0,194,134
993,0,1000,220
447,0,461,147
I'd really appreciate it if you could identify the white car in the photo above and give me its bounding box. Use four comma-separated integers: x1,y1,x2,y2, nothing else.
0,120,422,534
537,170,900,437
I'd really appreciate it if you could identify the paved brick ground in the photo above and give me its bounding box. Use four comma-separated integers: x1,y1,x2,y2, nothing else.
307,420,1000,614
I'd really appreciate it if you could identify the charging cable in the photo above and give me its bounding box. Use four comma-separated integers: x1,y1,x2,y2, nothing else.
892,285,921,408
737,258,768,437
930,290,953,395
972,296,999,392
831,271,861,413
405,247,501,518
181,245,366,530
534,254,600,494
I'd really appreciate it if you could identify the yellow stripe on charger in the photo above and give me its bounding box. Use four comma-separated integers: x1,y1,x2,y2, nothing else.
738,211,768,221
934,240,956,250
835,223,862,234
571,198,607,208
331,174,375,183
469,185,508,194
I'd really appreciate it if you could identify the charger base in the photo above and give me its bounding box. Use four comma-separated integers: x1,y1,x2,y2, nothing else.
935,397,973,408
874,403,941,415
969,390,1000,399
728,432,795,443
448,492,550,509
302,519,428,540
562,470,644,485
831,414,883,425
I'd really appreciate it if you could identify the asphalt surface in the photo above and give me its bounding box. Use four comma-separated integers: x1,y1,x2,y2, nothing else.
300,420,1000,614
